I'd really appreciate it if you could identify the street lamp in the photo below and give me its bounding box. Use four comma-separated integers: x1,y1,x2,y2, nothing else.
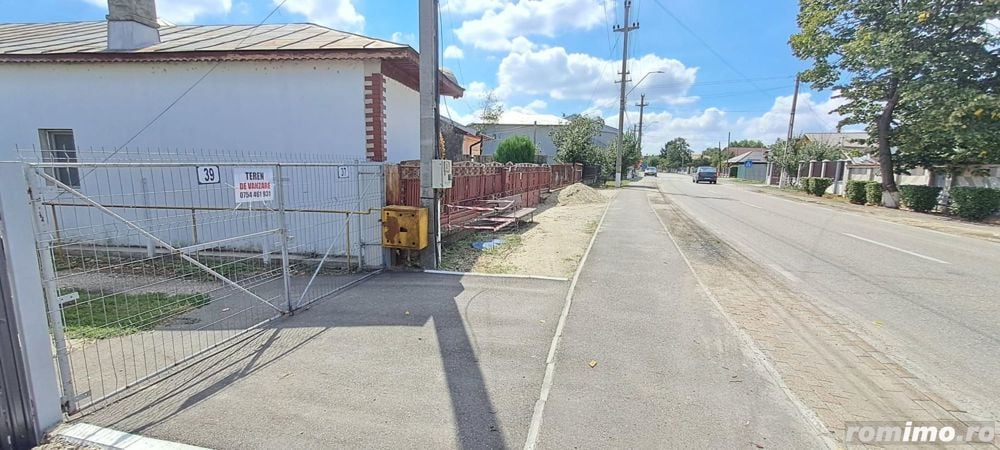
627,70,664,96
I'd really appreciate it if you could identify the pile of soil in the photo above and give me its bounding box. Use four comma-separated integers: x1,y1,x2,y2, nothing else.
553,183,607,206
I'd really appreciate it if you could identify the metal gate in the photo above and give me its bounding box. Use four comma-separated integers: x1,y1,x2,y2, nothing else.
1,237,37,449
23,149,385,413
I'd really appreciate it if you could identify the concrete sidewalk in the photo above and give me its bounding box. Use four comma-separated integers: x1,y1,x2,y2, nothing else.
534,183,826,448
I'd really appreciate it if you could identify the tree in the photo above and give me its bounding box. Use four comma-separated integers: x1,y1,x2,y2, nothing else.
768,137,842,179
702,147,730,170
728,139,766,148
791,0,998,207
604,130,642,178
644,155,662,168
551,114,606,165
472,90,504,135
660,137,693,169
691,157,711,168
495,135,537,163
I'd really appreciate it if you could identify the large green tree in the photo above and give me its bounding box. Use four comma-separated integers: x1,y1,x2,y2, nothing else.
551,114,606,166
791,0,998,207
768,137,843,180
660,137,693,169
604,130,642,178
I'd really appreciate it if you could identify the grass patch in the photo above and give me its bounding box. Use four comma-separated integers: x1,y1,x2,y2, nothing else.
440,232,524,274
60,290,210,340
728,178,765,184
55,253,272,281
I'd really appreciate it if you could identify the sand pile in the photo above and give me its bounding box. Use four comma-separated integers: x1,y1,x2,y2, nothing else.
553,183,607,206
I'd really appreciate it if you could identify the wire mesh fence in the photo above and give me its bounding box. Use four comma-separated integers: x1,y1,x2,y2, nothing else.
18,148,384,413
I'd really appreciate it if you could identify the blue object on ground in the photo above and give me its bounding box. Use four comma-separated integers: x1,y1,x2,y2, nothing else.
471,239,504,250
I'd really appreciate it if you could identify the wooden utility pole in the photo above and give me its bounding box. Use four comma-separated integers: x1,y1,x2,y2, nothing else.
636,94,648,155
779,74,801,188
419,0,440,268
613,0,637,187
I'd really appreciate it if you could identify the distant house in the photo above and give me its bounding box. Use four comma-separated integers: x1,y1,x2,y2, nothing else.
472,119,618,163
440,116,486,161
0,0,464,163
802,132,870,155
724,148,768,180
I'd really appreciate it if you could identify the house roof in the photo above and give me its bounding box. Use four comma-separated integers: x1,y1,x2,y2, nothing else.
802,132,870,149
0,21,464,97
726,150,766,163
441,115,479,137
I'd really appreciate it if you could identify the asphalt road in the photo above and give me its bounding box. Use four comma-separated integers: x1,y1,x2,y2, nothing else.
651,173,1000,421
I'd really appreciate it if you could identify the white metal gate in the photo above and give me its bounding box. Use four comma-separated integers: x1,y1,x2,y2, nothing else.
22,149,384,413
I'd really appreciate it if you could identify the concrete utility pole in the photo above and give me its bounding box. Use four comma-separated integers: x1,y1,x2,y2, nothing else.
636,93,648,155
419,0,440,268
779,74,801,188
613,0,637,188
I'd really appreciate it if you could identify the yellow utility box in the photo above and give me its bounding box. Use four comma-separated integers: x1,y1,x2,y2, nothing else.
382,205,429,250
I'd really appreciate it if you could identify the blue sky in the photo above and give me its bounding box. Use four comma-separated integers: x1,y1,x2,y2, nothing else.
0,0,849,152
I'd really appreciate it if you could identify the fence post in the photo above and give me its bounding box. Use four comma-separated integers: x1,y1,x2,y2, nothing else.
22,168,76,414
140,177,155,258
275,164,293,313
0,163,64,433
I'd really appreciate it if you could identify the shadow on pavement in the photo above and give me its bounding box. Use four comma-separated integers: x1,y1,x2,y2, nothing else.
78,272,567,449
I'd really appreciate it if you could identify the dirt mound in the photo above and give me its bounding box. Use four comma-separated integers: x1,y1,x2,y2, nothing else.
553,183,607,206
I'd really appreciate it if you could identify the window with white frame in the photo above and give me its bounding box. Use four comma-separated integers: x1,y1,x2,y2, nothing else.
39,129,80,188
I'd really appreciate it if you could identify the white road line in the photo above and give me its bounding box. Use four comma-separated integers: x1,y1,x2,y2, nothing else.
522,195,614,450
740,201,765,210
841,233,951,264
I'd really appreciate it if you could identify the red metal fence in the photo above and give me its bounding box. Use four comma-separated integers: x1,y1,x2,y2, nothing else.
386,162,583,208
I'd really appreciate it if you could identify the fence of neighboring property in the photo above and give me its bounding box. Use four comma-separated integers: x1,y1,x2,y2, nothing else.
385,162,583,208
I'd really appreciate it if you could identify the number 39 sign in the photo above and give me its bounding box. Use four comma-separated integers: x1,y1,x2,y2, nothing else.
197,166,221,185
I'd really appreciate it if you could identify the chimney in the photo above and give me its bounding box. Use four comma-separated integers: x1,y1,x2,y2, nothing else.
106,0,160,50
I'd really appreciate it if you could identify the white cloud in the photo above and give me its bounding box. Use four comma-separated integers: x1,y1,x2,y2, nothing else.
444,45,465,59
496,44,698,107
278,0,364,32
441,0,507,15
454,0,611,51
84,0,232,23
635,92,848,153
390,32,417,48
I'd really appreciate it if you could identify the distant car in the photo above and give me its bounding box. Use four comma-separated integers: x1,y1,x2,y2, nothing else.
692,166,717,184
644,166,658,177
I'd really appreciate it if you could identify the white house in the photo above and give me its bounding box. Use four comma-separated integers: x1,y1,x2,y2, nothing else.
0,0,463,163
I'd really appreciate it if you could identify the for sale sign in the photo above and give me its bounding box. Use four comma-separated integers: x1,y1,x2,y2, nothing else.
234,167,274,203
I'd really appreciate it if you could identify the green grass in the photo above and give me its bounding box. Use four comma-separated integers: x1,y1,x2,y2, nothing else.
55,253,269,282
728,178,765,184
60,290,209,340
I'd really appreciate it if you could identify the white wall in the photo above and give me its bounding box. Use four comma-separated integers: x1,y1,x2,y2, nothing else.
0,60,367,159
384,76,420,162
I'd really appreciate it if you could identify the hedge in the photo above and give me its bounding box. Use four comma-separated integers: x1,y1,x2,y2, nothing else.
846,180,868,204
495,135,537,163
865,181,883,205
809,178,834,196
799,177,813,193
898,185,942,213
949,186,1000,221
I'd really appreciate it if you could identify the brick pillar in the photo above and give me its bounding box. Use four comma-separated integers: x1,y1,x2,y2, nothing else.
364,73,387,162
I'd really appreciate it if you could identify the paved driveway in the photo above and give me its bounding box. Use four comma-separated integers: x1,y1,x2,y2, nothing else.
78,272,568,449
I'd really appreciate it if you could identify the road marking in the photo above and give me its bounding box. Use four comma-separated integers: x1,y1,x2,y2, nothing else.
523,194,614,450
740,201,765,210
423,270,570,282
841,233,951,264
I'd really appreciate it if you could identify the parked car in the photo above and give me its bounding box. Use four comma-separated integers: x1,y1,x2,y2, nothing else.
692,166,717,184
644,166,658,177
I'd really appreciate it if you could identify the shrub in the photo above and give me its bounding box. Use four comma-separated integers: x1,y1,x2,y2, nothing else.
799,177,813,192
865,182,883,205
810,177,834,196
949,186,1000,221
846,180,868,204
495,135,537,163
898,185,942,213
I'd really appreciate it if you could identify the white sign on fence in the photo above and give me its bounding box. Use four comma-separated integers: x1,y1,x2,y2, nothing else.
196,165,221,184
234,167,274,203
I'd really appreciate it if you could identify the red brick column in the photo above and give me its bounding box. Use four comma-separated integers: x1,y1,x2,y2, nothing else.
364,73,387,162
